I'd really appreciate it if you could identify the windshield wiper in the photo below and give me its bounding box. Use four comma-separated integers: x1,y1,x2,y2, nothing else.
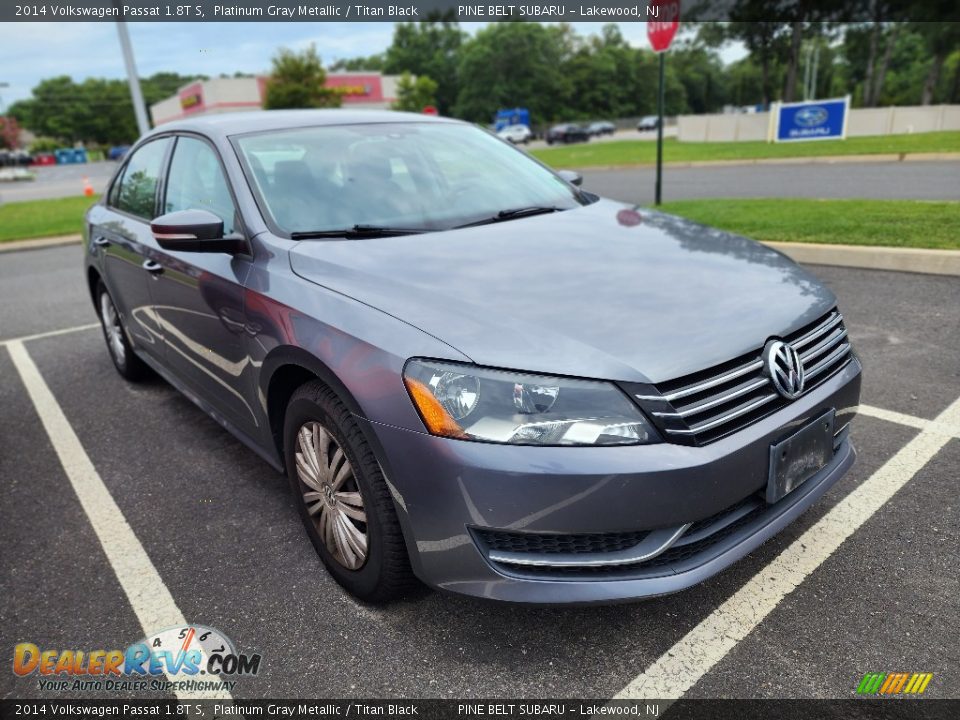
290,225,430,240
454,206,562,229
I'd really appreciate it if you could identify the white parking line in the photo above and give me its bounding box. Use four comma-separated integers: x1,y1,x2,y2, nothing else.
860,403,960,438
0,322,99,347
6,340,231,702
614,393,960,700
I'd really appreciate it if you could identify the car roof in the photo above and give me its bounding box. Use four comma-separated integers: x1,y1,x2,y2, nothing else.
144,109,462,141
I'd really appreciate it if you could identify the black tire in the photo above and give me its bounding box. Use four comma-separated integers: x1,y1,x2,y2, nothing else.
284,380,416,603
96,280,151,381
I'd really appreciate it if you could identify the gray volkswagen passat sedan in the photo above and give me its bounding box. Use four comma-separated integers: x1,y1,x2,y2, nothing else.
84,110,861,603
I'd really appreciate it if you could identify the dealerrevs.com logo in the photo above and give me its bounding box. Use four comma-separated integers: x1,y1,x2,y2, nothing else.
12,625,261,693
857,672,934,696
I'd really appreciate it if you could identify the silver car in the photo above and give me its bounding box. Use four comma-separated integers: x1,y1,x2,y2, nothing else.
84,110,861,603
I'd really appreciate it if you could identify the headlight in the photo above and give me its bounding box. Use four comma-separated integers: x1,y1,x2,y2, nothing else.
403,359,661,446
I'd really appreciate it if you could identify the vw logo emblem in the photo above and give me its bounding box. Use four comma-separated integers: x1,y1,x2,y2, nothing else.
764,340,805,400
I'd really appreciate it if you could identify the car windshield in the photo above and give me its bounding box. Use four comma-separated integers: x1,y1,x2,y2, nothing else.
234,121,586,236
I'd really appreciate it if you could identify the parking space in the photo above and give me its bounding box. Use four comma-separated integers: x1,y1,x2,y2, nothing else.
2,245,959,701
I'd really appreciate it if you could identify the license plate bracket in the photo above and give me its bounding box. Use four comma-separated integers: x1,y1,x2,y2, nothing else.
767,409,836,504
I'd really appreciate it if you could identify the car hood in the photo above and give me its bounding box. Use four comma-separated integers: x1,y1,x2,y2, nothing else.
288,200,836,384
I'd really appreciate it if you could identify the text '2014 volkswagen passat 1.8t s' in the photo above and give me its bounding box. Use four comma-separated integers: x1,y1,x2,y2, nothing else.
84,110,861,604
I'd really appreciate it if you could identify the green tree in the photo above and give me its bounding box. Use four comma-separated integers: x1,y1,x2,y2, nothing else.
914,20,960,104
8,72,202,145
330,54,384,71
670,44,730,114
264,44,341,110
391,72,438,112
382,18,466,115
565,25,637,120
454,23,573,124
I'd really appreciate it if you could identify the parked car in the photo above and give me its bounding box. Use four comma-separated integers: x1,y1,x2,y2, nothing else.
497,124,533,144
86,110,861,604
0,149,33,167
546,123,590,145
637,115,660,131
587,121,616,136
108,145,131,161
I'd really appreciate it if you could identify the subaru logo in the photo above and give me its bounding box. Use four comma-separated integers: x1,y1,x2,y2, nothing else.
764,340,805,399
795,106,828,128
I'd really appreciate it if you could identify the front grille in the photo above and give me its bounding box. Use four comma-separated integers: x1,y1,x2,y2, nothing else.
634,310,853,445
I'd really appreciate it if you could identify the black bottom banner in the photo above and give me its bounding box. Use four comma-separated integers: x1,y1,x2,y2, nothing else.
2,700,959,720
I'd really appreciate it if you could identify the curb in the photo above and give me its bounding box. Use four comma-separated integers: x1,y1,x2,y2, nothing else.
763,241,960,277
570,152,960,172
0,234,82,254
2,233,957,277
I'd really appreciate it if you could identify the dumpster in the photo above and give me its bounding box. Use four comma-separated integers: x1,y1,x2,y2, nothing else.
54,148,88,164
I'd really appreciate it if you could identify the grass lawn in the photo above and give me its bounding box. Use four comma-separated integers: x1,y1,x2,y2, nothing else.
1,194,957,252
658,198,960,251
531,131,960,168
0,195,99,243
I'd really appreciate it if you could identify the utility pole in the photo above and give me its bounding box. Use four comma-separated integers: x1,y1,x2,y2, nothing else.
0,82,9,114
115,20,150,136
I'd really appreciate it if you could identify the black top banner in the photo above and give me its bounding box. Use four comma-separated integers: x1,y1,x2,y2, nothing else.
2,0,959,23
1,700,960,720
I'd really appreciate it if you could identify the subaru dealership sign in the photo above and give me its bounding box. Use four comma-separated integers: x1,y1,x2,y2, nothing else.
773,96,850,142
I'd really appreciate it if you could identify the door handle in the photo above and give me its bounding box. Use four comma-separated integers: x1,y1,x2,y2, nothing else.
93,236,110,248
142,259,164,275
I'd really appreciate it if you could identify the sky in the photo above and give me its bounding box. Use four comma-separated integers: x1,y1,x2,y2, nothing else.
0,21,746,110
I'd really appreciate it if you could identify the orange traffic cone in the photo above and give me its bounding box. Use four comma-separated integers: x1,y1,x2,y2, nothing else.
83,176,94,197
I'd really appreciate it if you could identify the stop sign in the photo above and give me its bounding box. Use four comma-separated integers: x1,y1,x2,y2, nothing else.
647,0,681,53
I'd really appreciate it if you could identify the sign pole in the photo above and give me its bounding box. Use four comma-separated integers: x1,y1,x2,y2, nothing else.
655,52,665,206
647,0,679,206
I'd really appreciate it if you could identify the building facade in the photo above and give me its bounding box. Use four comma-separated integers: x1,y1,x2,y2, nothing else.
150,73,403,125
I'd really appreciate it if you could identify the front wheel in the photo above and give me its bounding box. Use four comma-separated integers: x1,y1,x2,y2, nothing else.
284,380,416,602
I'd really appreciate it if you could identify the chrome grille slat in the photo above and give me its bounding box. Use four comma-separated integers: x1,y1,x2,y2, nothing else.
793,312,842,349
652,376,771,419
637,310,853,445
664,393,779,435
804,343,852,380
800,327,848,363
635,359,763,402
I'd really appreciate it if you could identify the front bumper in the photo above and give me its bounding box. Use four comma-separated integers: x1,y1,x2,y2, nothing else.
363,356,861,604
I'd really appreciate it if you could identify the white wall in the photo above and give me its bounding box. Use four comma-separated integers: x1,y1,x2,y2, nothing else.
678,105,960,142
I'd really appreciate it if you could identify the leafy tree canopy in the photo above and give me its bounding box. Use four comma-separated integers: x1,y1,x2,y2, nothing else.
391,72,438,112
264,44,342,110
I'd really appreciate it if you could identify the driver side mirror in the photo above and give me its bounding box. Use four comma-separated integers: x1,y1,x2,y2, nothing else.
557,169,583,187
151,209,248,254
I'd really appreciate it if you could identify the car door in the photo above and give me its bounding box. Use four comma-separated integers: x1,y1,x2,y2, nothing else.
95,136,172,362
148,134,257,436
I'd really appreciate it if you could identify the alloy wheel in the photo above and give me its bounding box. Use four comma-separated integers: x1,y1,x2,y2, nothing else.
99,292,126,366
294,421,368,570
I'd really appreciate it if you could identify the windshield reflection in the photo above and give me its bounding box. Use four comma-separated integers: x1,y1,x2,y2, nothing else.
234,122,586,235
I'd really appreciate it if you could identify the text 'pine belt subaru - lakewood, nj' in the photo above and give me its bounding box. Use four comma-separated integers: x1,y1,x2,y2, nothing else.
84,110,860,603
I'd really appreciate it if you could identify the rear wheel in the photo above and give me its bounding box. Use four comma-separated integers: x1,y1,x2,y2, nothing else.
284,380,416,602
96,280,151,381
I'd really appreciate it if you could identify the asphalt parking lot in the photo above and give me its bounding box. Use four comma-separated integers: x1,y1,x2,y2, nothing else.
1,244,958,701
